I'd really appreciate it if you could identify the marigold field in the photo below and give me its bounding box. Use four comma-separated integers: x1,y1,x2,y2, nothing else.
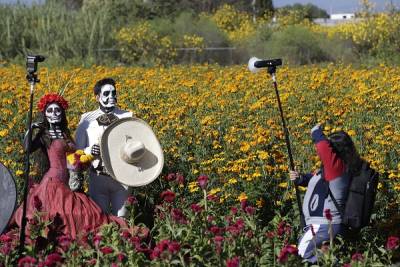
0,64,399,266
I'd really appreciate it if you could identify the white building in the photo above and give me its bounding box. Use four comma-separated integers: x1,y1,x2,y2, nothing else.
330,13,356,20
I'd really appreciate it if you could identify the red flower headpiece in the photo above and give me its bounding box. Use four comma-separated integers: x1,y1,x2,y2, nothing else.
37,93,69,112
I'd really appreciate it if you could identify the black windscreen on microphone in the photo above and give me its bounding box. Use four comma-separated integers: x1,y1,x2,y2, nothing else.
254,58,282,68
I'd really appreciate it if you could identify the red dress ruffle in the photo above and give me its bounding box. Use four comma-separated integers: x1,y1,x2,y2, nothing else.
12,139,126,239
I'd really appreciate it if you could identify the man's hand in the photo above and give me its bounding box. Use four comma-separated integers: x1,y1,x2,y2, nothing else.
91,144,101,156
289,170,300,181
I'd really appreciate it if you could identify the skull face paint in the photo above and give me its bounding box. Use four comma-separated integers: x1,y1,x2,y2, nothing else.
98,84,117,112
45,103,62,124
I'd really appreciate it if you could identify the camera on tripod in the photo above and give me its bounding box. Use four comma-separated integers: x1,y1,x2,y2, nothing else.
26,55,45,74
26,55,45,83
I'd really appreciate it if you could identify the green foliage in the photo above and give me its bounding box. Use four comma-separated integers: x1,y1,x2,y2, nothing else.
0,1,117,64
264,25,329,65
278,3,330,19
0,1,399,66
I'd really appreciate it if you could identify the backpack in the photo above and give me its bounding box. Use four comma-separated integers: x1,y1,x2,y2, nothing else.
327,161,379,231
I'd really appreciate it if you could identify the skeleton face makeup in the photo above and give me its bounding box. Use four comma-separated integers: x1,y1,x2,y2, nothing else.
98,84,117,112
45,103,62,124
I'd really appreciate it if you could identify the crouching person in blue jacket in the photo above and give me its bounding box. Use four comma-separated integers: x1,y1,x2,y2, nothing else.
289,124,363,263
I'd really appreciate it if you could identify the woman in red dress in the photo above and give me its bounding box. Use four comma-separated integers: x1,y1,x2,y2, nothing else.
11,93,126,239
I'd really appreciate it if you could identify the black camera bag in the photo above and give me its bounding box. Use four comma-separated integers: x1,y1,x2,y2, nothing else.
327,161,379,231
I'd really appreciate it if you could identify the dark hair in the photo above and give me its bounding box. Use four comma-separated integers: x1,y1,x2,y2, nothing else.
93,78,116,95
328,131,363,174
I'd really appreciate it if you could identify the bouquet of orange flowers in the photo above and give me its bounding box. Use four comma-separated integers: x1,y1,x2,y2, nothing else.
66,150,94,171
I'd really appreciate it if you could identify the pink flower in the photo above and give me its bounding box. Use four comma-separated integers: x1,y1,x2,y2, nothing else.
120,230,131,240
33,195,42,211
277,221,286,237
44,253,63,266
245,206,256,215
93,234,102,247
240,200,248,210
160,190,176,203
342,263,351,267
227,225,240,236
0,243,11,255
176,173,185,185
18,256,37,267
214,235,224,243
278,245,298,263
165,173,176,181
126,196,138,205
117,252,126,262
235,218,245,231
57,235,71,251
0,234,13,243
100,246,114,255
226,256,240,267
386,236,399,251
246,230,254,238
150,239,180,260
137,226,150,240
197,174,208,189
130,236,140,246
207,194,219,202
213,236,224,254
171,208,187,224
209,226,224,235
190,203,203,213
110,263,118,267
324,209,332,221
168,241,181,254
265,231,275,239
230,207,238,215
351,252,364,262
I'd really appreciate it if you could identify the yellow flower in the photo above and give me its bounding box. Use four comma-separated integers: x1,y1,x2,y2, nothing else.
347,130,356,136
0,129,8,137
16,170,24,176
209,188,221,195
67,153,76,165
256,198,265,207
188,181,199,193
278,182,288,188
237,192,247,202
228,178,238,184
75,149,85,155
257,151,269,160
80,154,94,163
239,142,251,153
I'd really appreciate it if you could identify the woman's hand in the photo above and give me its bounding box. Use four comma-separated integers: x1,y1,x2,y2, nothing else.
311,123,321,134
289,170,300,181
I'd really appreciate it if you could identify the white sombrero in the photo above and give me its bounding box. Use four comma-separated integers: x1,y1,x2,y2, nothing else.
100,117,164,187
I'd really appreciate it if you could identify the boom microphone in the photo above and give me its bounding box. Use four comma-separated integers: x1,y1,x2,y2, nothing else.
248,57,282,73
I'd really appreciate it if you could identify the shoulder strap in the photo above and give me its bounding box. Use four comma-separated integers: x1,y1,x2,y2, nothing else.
328,186,344,216
323,168,345,217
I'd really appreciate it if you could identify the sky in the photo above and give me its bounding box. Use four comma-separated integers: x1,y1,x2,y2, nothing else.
0,0,399,14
